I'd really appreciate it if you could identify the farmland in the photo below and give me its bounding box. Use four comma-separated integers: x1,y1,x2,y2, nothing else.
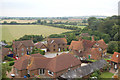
65,25,86,29
2,25,72,42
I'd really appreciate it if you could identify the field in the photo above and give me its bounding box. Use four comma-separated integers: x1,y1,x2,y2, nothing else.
65,25,86,29
2,25,72,42
0,20,37,23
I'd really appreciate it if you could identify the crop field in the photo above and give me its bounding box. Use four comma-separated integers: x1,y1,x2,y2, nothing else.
65,25,86,29
2,25,72,42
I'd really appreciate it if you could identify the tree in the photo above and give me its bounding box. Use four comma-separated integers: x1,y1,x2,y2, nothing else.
101,34,111,43
66,33,77,45
17,35,44,43
2,63,12,78
49,34,65,38
10,21,17,24
107,41,118,54
88,17,97,26
37,19,41,24
31,48,45,55
3,21,7,24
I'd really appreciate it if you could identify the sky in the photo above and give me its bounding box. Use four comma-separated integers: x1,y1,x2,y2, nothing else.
0,0,120,17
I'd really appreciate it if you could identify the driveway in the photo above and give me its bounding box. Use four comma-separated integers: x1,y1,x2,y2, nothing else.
44,51,69,58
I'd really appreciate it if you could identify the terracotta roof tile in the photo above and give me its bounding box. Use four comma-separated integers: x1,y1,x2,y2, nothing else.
96,39,107,50
111,52,120,63
34,42,47,49
13,54,31,70
13,40,34,48
46,53,81,72
47,38,67,45
69,41,84,51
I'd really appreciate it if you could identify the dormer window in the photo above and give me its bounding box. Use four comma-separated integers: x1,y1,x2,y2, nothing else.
51,40,54,43
79,50,81,53
68,68,70,71
116,55,119,57
48,70,53,76
99,48,102,51
96,43,99,46
9,52,11,54
21,48,24,51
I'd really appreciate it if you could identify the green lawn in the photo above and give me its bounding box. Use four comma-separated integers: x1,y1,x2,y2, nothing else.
100,72,114,78
106,53,113,57
2,25,72,42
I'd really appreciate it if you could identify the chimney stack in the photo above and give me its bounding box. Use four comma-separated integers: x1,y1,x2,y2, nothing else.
92,36,94,41
79,37,82,41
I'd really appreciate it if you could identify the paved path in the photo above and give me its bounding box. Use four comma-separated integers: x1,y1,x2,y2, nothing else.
44,51,69,58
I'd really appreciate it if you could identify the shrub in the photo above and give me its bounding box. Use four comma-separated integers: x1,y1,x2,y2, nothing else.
4,56,15,61
9,61,14,66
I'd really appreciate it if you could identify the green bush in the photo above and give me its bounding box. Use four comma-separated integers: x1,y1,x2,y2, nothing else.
31,48,45,55
4,56,15,61
9,61,14,66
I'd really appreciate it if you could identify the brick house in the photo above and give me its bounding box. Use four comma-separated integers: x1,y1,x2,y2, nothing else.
13,53,81,78
93,39,108,56
47,38,67,52
1,47,13,60
84,48,102,60
12,40,34,57
34,42,47,52
69,36,107,60
110,52,120,70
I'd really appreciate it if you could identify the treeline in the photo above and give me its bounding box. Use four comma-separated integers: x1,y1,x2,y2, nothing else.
87,16,120,41
87,15,120,53
15,35,44,43
46,24,81,30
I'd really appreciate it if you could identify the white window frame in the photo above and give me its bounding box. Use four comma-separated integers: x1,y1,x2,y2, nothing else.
116,55,119,57
21,53,24,55
28,70,30,74
96,43,99,46
30,47,33,49
39,69,45,75
99,48,102,51
48,70,53,76
9,52,11,54
21,48,24,51
79,50,81,53
15,68,18,75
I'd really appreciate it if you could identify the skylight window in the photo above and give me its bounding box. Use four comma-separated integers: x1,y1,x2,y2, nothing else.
116,55,119,57
51,40,54,43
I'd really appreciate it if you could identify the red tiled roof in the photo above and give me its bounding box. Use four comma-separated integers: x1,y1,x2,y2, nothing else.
14,53,81,72
13,54,31,70
69,41,84,51
13,40,34,48
27,57,51,70
82,40,96,50
34,42,47,49
47,38,67,44
84,48,102,60
96,39,107,50
46,53,81,72
111,52,120,63
2,47,11,56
